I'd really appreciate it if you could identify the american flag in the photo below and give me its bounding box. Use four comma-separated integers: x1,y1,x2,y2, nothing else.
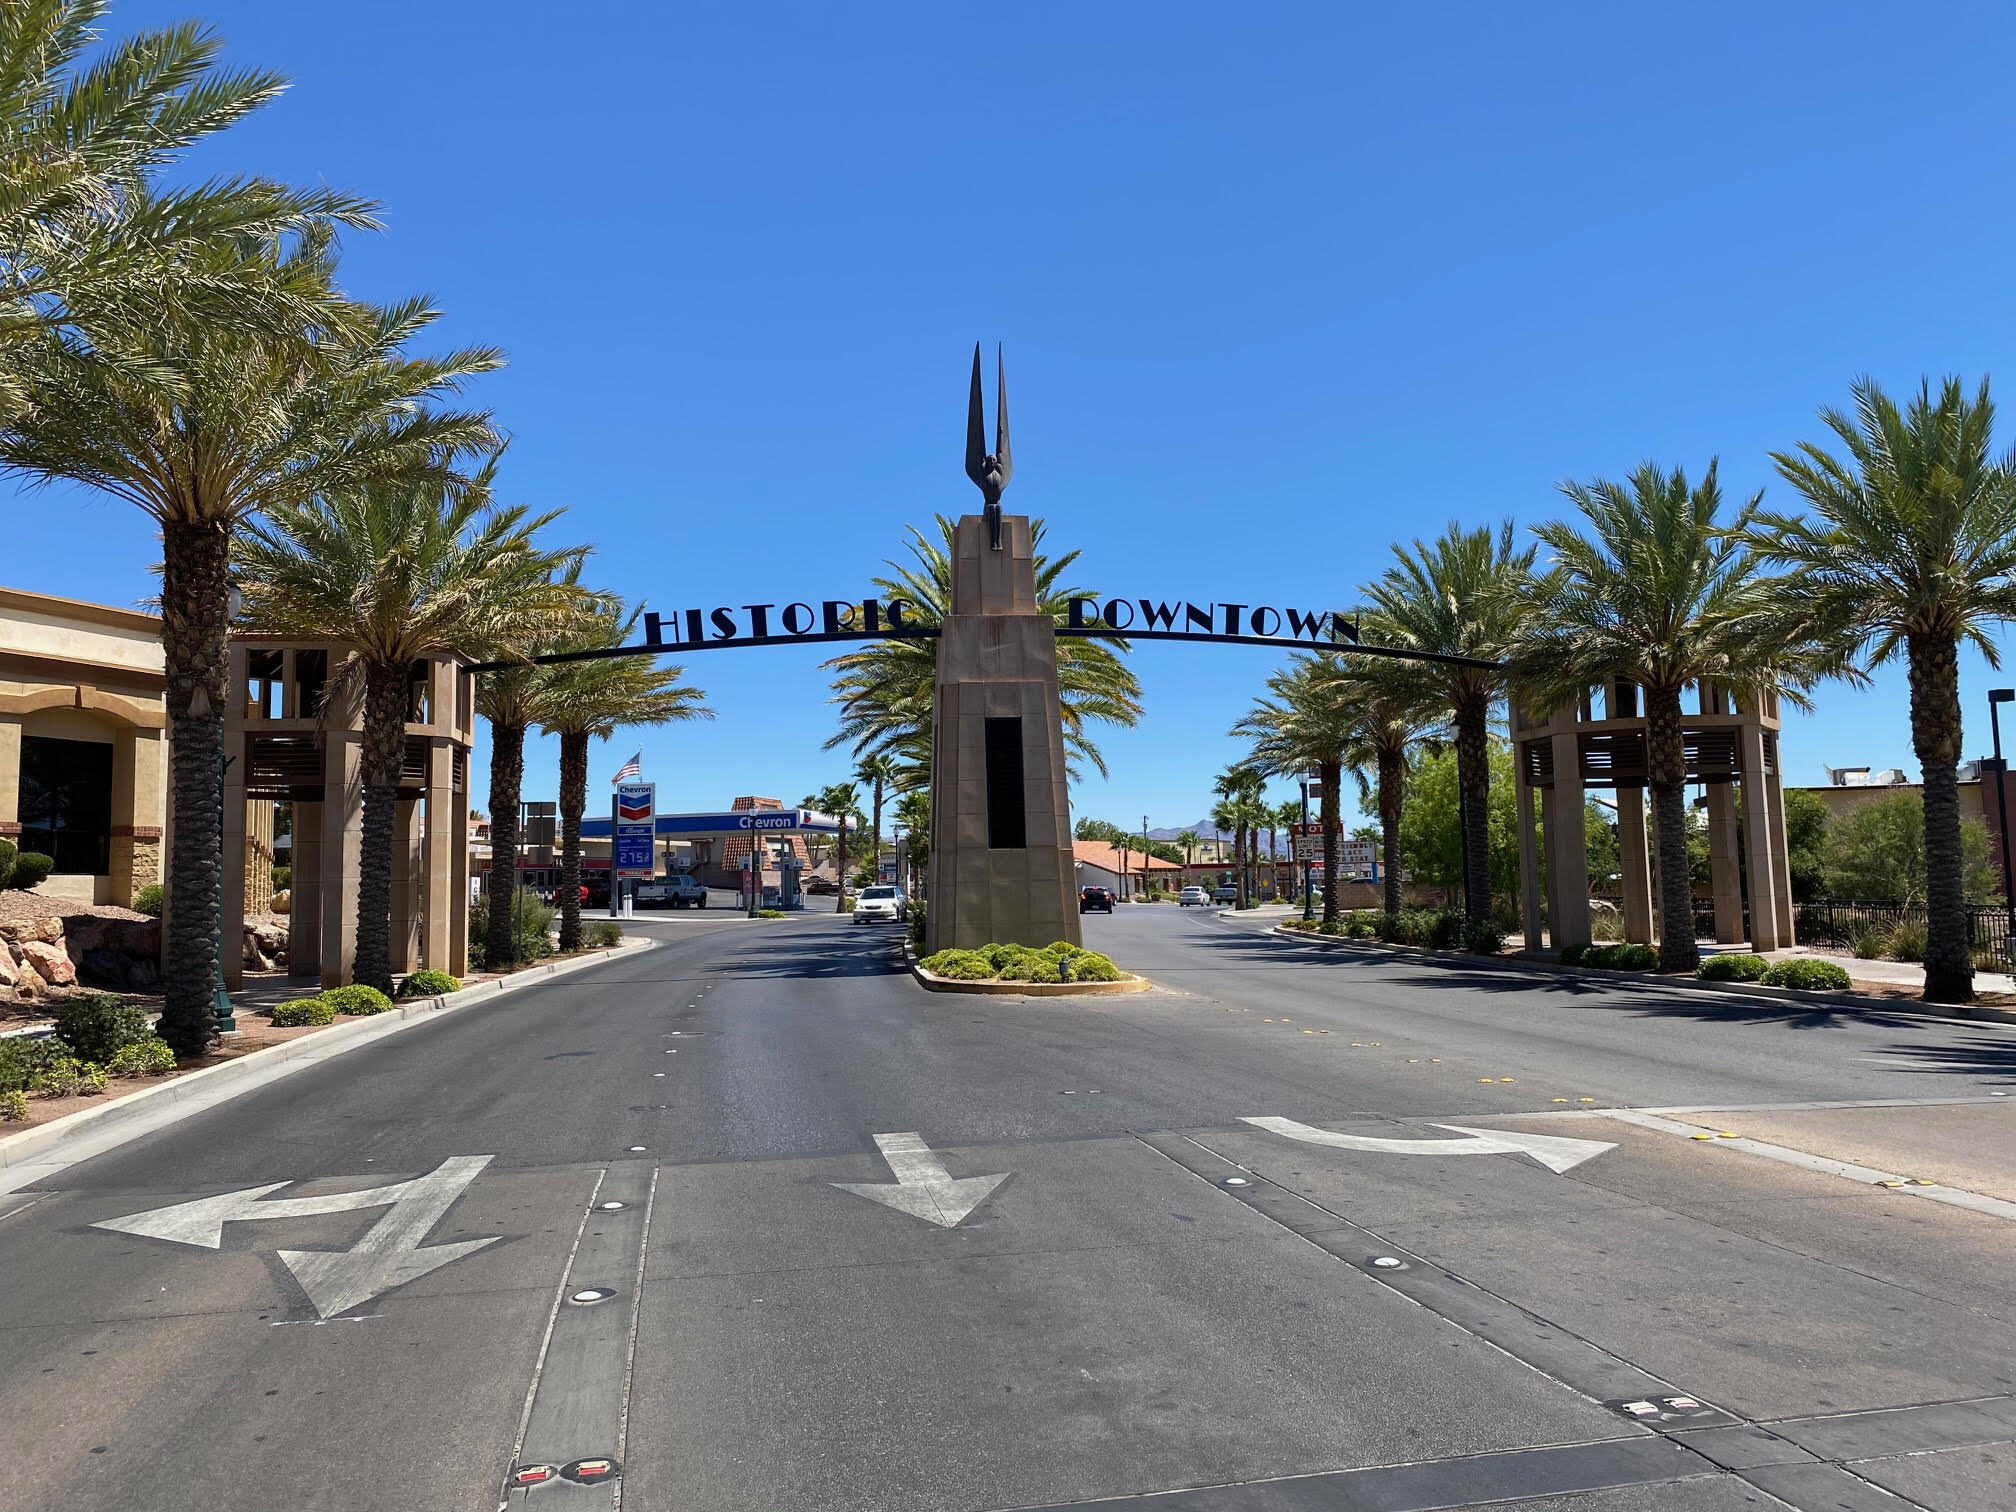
611,750,643,785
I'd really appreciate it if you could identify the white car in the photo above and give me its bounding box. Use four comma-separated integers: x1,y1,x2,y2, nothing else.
852,885,907,924
1179,886,1210,907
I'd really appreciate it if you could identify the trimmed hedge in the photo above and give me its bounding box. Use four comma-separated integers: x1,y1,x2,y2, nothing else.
1696,953,1769,982
7,850,53,890
397,969,461,999
322,983,393,1015
919,942,1125,983
1563,942,1660,971
1761,958,1853,992
270,996,336,1027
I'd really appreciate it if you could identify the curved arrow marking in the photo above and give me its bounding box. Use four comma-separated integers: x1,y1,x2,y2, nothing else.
1241,1117,1615,1173
94,1155,498,1317
831,1132,1009,1228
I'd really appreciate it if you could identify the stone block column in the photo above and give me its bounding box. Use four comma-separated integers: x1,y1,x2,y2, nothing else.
1546,720,1591,950
1704,782,1744,943
389,796,420,974
319,732,363,988
1739,724,1783,951
1614,785,1654,944
1515,757,1542,951
0,714,20,841
289,800,323,978
221,716,248,989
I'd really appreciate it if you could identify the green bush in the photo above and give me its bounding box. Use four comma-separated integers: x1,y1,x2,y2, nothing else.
999,954,1063,983
756,908,786,918
53,995,154,1064
271,865,291,892
471,888,557,968
27,1052,83,1097
323,983,393,1016
1462,920,1506,954
1850,923,1889,959
1566,942,1657,971
77,1062,108,1095
908,911,927,949
1761,958,1853,992
1696,953,1769,982
0,836,13,888
1426,912,1467,950
0,1036,81,1094
397,969,461,999
1066,950,1122,982
919,948,996,979
1886,917,1927,963
0,1088,26,1121
132,883,165,917
1317,920,1348,935
270,996,336,1027
586,922,623,948
106,1038,176,1077
8,850,53,890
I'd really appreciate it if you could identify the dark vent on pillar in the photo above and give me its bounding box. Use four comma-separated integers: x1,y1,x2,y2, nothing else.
984,717,1027,849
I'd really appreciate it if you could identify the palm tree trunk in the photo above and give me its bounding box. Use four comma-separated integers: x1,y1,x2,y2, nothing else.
1910,632,1974,1002
1455,692,1492,922
557,730,588,952
1319,760,1342,924
156,518,233,1057
1378,748,1405,917
485,718,526,966
1644,684,1698,972
871,780,884,883
833,819,848,912
1235,821,1248,908
352,663,410,996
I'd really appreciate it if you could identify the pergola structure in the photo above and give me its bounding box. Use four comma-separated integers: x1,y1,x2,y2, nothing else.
1512,681,1796,953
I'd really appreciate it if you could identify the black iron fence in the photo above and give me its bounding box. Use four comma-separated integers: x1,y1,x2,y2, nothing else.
1789,900,2013,958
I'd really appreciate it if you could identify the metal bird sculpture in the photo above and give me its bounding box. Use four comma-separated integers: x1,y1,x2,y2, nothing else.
964,342,1013,549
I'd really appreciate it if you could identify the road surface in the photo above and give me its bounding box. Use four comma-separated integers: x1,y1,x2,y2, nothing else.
3,904,2013,1511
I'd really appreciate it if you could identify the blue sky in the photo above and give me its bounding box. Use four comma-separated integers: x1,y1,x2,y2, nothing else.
14,2,2016,830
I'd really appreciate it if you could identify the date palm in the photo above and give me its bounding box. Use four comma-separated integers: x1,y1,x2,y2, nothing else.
1515,461,1836,972
894,786,931,895
1210,768,1269,910
823,515,1142,777
0,238,498,1052
853,751,906,877
1756,376,2016,1002
807,782,864,910
1361,521,1536,923
540,605,710,951
1175,829,1200,869
236,465,585,995
0,0,378,409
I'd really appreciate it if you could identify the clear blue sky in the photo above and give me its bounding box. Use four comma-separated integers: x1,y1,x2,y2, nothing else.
14,2,2016,831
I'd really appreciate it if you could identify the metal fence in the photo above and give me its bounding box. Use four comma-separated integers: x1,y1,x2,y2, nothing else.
1786,900,2013,957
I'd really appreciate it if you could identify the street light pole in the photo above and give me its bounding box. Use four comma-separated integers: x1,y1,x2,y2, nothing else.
1989,690,2015,960
1301,775,1314,922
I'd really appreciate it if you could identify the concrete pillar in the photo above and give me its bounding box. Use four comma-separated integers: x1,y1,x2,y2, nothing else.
1615,785,1654,944
448,780,470,977
1547,721,1591,950
221,714,248,989
290,799,323,978
1704,782,1744,943
319,732,362,988
422,741,458,975
1766,764,1796,947
1739,724,1783,951
0,714,20,840
389,796,420,974
107,726,162,908
1515,755,1542,951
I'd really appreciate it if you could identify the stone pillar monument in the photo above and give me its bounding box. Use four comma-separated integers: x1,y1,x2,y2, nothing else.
924,348,1080,952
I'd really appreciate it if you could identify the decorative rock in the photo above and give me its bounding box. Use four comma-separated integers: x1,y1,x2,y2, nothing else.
14,961,44,997
64,916,160,961
20,939,75,986
270,889,292,916
0,949,16,990
80,948,157,991
34,917,63,944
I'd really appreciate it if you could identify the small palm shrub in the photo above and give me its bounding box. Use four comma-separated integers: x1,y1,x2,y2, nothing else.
1850,923,1889,960
1886,918,1927,962
107,1038,177,1076
1761,958,1852,991
1590,911,1626,943
0,836,12,887
133,883,165,917
398,969,461,999
271,997,337,1027
1697,953,1769,982
323,984,393,1015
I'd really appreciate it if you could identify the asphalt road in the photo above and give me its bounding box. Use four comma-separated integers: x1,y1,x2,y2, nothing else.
4,903,2015,1511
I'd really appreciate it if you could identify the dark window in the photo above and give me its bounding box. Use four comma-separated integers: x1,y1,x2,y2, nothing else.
293,649,327,717
19,736,114,875
984,717,1026,849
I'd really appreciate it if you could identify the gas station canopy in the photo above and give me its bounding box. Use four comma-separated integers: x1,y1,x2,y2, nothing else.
579,808,843,839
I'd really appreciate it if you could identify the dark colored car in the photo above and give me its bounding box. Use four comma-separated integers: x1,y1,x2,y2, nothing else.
803,876,839,895
1079,886,1114,913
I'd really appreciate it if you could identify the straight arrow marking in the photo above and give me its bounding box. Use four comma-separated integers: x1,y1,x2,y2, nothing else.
1241,1116,1616,1173
831,1132,1009,1228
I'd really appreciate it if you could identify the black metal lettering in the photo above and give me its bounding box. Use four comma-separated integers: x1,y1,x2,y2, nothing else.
742,604,774,637
1069,597,1099,627
887,598,910,630
1184,602,1215,633
1138,599,1179,630
644,612,663,646
823,600,859,634
1333,614,1361,644
1250,606,1281,637
685,608,705,644
782,603,815,635
710,607,737,640
1103,598,1135,630
863,599,882,633
1220,603,1247,635
1286,608,1327,639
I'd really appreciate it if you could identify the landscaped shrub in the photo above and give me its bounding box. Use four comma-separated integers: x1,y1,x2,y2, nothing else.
1886,917,1927,962
998,953,1063,983
271,865,291,892
133,883,164,917
0,1089,26,1121
1851,923,1889,959
1066,950,1122,981
1560,942,1592,966
587,923,623,948
757,908,786,918
54,995,154,1064
0,1037,73,1093
1567,942,1657,970
77,1062,108,1095
1317,920,1348,935
1697,953,1769,982
1761,958,1853,992
7,851,53,890
270,996,337,1027
1462,920,1506,954
26,1052,83,1096
0,836,13,888
909,912,926,948
398,969,461,999
919,948,995,979
323,984,393,1016
1426,912,1466,950
106,1038,176,1077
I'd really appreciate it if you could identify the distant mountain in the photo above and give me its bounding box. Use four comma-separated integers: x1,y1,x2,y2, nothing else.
1147,821,1230,843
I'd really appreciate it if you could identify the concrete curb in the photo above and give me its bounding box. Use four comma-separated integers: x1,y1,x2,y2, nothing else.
1264,925,2016,1029
901,945,1153,996
0,936,656,1181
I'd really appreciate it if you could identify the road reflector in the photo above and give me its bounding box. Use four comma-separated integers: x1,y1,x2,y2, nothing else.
1577,1097,1595,1102
1717,1132,1737,1138
1552,1098,1569,1103
1691,1133,1715,1140
1479,1079,1493,1083
1907,1178,1935,1186
512,1464,556,1486
1498,1078,1514,1083
1621,1400,1660,1417
1369,1256,1404,1269
1875,1179,1905,1187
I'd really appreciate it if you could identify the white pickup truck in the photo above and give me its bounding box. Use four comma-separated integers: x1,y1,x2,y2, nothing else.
636,873,709,909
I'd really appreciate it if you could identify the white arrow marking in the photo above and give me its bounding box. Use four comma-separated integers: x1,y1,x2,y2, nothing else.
831,1132,1010,1228
94,1156,498,1317
1241,1116,1616,1173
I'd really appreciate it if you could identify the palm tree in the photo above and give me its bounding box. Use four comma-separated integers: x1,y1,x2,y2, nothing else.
0,0,379,411
854,751,905,881
540,604,711,951
1361,521,1537,923
894,787,930,897
1335,657,1444,918
808,783,864,910
1234,658,1352,922
0,248,499,1052
1271,798,1300,901
1211,768,1269,909
1176,829,1200,870
1756,376,2016,1001
1515,461,1836,972
236,467,584,995
823,516,1142,776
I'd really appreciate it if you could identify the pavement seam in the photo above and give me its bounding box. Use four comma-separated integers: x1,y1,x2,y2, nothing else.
502,1165,606,1503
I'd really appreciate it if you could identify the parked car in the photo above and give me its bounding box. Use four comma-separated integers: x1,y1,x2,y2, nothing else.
853,885,907,924
1178,885,1209,907
803,876,839,895
636,873,709,909
1211,884,1238,903
1079,886,1114,913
